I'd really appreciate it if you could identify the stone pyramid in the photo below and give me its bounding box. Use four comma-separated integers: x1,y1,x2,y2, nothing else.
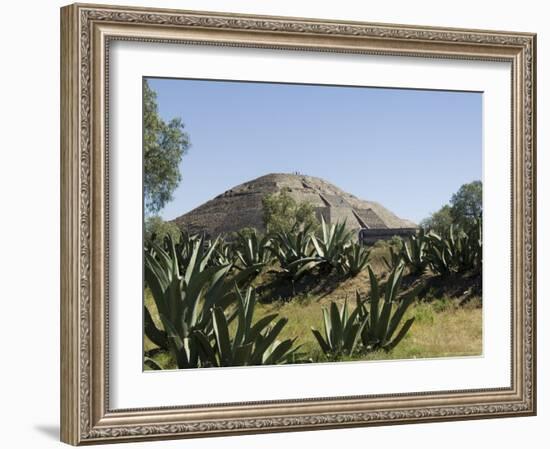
172,173,416,238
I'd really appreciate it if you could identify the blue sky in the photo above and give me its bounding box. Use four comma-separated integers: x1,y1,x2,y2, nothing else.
147,77,482,223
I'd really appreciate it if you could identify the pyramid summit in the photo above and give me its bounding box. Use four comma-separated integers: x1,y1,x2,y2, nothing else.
172,173,416,240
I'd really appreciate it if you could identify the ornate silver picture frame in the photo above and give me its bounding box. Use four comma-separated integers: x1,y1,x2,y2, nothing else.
60,3,536,445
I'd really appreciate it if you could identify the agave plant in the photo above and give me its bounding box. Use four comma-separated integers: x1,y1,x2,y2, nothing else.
425,231,453,275
172,231,207,271
234,229,273,271
341,242,371,277
469,218,483,270
210,237,236,267
311,299,366,358
310,217,353,271
453,219,482,272
144,235,257,369
194,287,300,366
143,357,163,371
426,221,482,275
144,304,168,349
382,245,403,271
400,229,430,274
358,263,419,352
270,224,321,280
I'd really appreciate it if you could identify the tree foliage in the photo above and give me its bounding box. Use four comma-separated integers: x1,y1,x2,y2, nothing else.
422,181,481,232
262,189,319,234
420,204,453,235
143,79,190,215
450,180,482,225
144,215,181,244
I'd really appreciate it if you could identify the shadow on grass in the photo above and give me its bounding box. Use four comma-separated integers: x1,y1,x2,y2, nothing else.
256,263,482,308
256,269,345,303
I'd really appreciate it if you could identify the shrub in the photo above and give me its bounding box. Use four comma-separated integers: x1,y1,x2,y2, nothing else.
262,189,319,234
389,235,403,248
144,215,181,245
421,181,482,232
420,204,453,235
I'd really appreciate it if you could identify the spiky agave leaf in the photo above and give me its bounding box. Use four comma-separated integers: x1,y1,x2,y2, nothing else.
234,229,273,271
310,217,353,271
360,263,418,352
144,235,258,369
382,246,403,271
342,242,371,277
194,287,301,367
311,299,366,358
400,229,429,274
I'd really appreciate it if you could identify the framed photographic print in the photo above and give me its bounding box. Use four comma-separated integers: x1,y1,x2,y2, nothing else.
60,3,537,445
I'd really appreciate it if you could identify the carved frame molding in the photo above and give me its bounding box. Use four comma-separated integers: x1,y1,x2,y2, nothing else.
60,3,536,445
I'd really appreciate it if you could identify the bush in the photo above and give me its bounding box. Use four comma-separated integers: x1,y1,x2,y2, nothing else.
421,181,482,233
262,189,319,234
144,215,181,245
389,235,403,248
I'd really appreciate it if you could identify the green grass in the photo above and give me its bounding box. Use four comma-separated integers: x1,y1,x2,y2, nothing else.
254,296,481,363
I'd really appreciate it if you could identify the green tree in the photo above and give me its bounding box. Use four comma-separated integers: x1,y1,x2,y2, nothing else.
262,189,319,233
421,181,482,232
144,79,190,215
144,215,181,244
450,180,482,225
420,205,453,234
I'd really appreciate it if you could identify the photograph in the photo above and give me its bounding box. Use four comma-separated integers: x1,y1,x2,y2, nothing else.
142,77,483,371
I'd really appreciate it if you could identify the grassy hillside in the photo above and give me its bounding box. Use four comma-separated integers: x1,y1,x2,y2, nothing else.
255,297,481,363
144,241,482,370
